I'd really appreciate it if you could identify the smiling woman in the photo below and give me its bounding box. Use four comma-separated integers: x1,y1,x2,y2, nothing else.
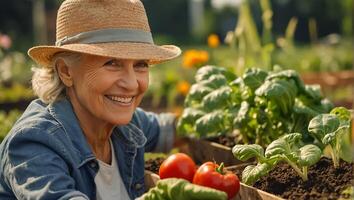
60,55,150,127
0,0,185,199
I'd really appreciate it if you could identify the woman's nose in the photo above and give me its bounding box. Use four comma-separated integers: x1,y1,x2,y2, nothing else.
118,66,139,90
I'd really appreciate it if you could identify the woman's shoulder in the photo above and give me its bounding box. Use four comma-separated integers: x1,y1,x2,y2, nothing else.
0,115,68,170
1,100,68,152
10,99,63,135
0,101,78,169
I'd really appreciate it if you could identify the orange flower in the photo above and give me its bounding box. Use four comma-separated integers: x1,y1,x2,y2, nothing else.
183,50,209,68
199,51,209,62
170,106,184,118
177,80,191,96
207,34,220,48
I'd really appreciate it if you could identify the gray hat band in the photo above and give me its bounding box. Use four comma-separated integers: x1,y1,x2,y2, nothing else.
55,28,154,46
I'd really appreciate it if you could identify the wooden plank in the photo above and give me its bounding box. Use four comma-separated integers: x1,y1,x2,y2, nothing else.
234,183,284,200
301,70,354,108
301,70,354,88
178,137,243,165
227,165,284,200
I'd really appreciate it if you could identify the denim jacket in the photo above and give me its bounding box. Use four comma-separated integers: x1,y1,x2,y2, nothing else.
0,98,175,200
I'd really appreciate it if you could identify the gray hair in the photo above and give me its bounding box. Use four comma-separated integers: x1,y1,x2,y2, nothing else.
31,52,82,104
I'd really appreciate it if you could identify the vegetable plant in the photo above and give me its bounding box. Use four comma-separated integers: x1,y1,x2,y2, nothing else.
139,178,228,200
177,65,235,138
232,133,322,185
193,162,240,200
308,107,352,168
177,65,333,146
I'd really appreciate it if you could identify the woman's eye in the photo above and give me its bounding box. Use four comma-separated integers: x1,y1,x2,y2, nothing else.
104,59,121,67
135,61,149,70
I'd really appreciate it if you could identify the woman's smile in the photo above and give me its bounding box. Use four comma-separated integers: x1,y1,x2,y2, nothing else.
105,95,135,106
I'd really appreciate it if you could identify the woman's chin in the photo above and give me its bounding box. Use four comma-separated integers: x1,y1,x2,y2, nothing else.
110,115,134,126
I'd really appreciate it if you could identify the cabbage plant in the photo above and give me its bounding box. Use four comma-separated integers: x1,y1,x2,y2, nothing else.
308,107,352,168
177,65,333,146
232,133,322,185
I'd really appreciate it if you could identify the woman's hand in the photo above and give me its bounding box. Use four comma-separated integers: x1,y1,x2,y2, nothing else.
137,178,227,200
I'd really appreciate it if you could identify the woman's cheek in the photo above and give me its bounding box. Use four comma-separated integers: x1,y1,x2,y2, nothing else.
86,72,113,92
141,74,149,92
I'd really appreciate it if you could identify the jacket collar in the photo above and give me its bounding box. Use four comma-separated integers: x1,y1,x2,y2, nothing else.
47,98,146,168
48,98,95,168
115,123,147,149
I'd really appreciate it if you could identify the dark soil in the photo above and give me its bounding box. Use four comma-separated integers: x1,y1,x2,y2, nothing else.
144,157,165,174
252,157,353,200
206,135,238,148
229,166,246,179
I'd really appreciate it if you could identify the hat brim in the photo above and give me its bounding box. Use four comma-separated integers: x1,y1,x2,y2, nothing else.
28,42,181,67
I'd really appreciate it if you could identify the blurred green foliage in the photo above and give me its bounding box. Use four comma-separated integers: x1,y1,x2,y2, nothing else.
0,50,33,85
274,38,353,72
0,0,352,113
0,110,21,142
0,39,35,103
0,0,351,47
0,83,34,103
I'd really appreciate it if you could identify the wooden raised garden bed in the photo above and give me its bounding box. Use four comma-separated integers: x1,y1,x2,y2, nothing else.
301,70,354,109
178,136,241,166
227,157,353,200
145,156,353,200
144,168,283,200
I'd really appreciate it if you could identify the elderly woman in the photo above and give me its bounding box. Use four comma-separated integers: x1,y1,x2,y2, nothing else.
0,0,230,199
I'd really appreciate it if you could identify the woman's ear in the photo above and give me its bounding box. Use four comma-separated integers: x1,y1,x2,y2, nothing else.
56,59,73,87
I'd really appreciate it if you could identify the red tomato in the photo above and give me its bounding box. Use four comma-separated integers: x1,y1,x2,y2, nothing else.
193,162,240,200
159,153,196,182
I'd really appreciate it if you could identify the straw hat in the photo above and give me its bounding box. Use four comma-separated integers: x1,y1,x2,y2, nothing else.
28,0,181,66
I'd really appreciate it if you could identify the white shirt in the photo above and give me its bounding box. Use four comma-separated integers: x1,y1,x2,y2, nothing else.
94,140,130,200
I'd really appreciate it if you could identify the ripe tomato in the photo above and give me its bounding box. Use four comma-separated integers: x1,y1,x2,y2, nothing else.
159,153,196,182
193,162,240,200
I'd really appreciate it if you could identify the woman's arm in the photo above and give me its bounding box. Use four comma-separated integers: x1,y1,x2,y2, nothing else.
133,108,176,153
153,112,176,153
2,128,90,200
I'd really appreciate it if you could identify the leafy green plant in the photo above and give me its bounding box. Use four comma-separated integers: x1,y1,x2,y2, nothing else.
177,65,236,138
308,107,352,168
232,133,322,185
0,110,22,142
0,83,34,103
177,65,333,146
226,0,275,71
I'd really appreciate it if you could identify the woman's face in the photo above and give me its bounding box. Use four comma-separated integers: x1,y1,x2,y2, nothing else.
67,54,149,126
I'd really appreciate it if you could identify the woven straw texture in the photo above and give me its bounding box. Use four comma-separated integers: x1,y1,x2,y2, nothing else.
28,0,181,66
